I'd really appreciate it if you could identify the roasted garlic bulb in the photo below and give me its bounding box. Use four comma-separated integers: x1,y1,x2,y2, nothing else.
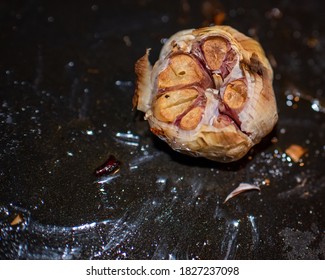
133,26,278,162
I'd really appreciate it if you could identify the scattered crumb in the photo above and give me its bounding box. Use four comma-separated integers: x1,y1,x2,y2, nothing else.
285,144,307,162
263,178,271,186
87,68,100,74
271,136,278,144
306,37,319,48
10,214,23,226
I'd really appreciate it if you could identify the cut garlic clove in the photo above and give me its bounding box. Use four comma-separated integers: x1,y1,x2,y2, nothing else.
223,80,247,109
157,54,209,89
153,89,198,122
179,106,204,130
201,37,228,70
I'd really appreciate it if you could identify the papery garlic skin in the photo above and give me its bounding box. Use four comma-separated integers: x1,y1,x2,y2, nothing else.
133,26,278,162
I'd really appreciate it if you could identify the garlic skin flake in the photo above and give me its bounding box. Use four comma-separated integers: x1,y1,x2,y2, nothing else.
133,26,278,162
224,183,261,204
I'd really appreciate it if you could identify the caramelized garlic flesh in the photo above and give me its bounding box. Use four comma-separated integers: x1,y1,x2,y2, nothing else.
133,26,278,162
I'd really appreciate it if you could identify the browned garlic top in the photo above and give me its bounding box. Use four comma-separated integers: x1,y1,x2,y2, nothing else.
133,25,278,162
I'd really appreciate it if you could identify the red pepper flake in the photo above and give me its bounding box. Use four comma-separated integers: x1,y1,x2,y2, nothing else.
94,155,121,177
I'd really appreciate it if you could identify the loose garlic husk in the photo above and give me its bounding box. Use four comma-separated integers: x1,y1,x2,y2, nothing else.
133,25,278,162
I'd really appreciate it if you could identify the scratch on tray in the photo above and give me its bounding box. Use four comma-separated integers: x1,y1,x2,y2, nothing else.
220,220,240,260
114,131,140,147
128,152,160,170
248,215,259,249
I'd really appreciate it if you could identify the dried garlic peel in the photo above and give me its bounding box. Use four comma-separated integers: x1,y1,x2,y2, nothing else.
133,26,278,162
224,183,261,203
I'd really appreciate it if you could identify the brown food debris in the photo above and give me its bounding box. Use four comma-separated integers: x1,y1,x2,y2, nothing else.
10,214,23,226
271,137,278,144
263,178,271,186
87,68,100,74
306,37,320,49
285,144,307,162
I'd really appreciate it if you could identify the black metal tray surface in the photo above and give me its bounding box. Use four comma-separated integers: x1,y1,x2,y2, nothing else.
0,0,324,259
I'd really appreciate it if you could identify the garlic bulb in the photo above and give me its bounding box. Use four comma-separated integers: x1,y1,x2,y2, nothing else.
133,26,278,162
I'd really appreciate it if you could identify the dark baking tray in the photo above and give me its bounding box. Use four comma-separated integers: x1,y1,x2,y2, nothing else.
0,0,324,259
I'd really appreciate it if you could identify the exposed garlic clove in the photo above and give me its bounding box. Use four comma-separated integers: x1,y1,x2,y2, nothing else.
223,80,247,109
153,89,198,122
134,25,278,162
157,54,209,89
179,106,204,130
201,37,228,70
